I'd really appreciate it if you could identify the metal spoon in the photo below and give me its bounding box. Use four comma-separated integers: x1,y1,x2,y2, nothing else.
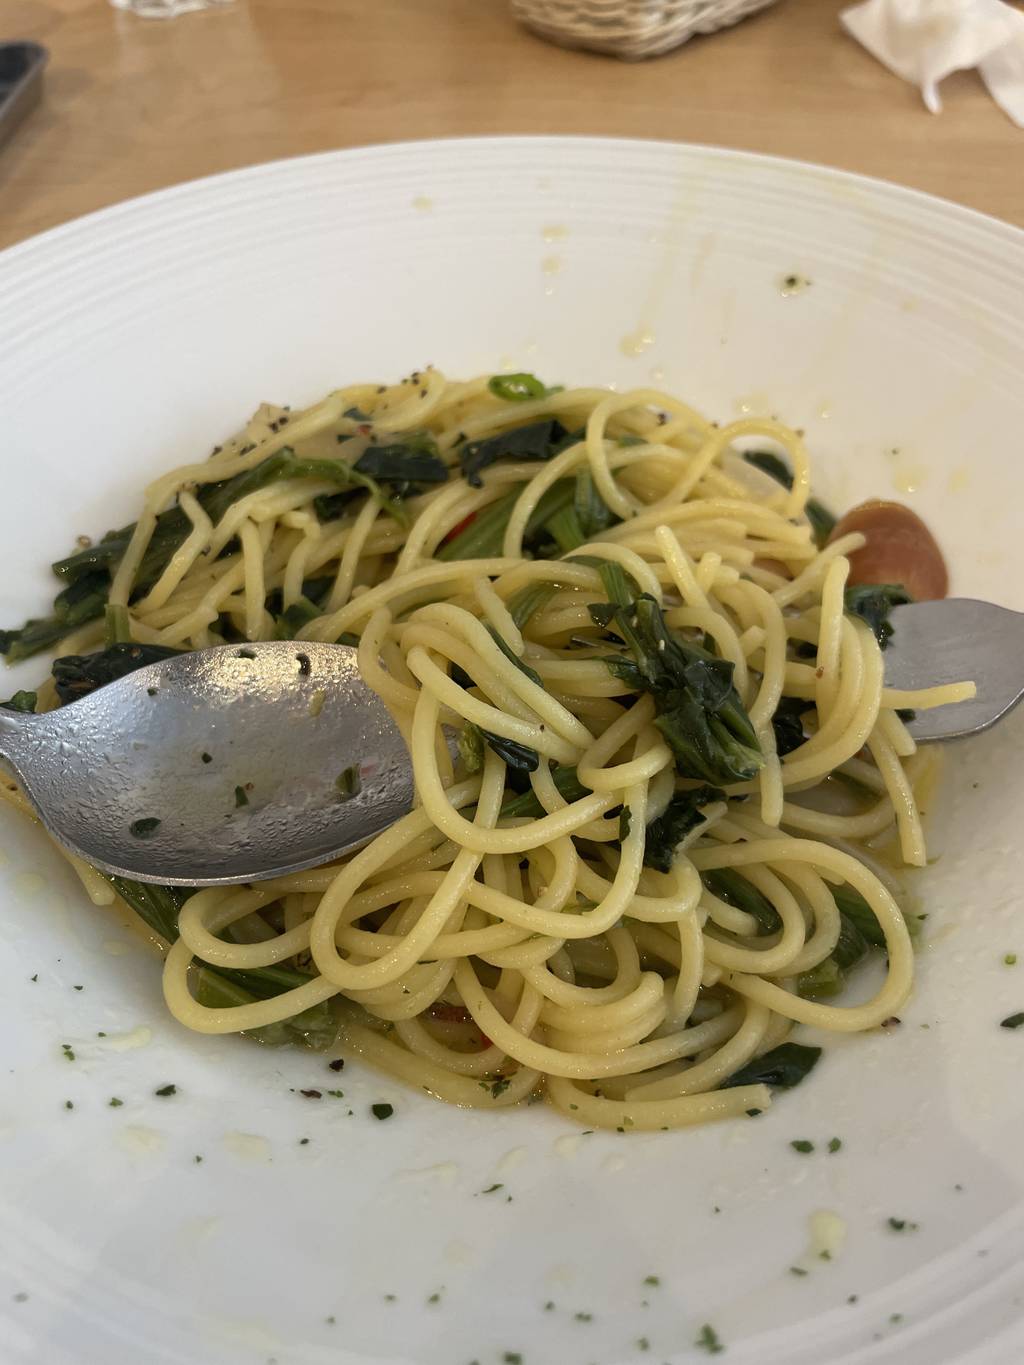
0,642,415,887
0,600,1013,887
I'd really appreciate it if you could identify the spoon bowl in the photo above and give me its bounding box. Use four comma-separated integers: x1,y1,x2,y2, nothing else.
0,642,415,885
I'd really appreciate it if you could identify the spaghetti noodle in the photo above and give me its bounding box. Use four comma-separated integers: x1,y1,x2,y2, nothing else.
0,371,974,1131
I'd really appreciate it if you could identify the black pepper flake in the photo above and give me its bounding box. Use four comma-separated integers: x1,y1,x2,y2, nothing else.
881,1016,902,1029
300,1088,322,1099
296,653,311,677
64,1100,74,1110
146,687,158,697
371,1102,394,1120
328,1058,345,1072
234,785,249,808
299,1137,310,1145
201,752,213,764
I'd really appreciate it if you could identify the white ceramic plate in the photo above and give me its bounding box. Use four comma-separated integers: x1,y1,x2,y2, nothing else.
2,137,1024,1365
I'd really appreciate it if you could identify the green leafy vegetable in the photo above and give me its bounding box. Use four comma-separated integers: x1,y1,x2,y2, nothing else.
832,884,886,949
507,583,557,630
1000,1012,1024,1029
486,626,542,687
104,603,132,647
721,1042,822,1091
742,450,836,546
1,690,37,714
50,643,183,704
354,444,448,492
797,957,844,999
843,583,913,649
500,765,589,818
597,594,763,786
702,867,781,934
832,912,870,970
488,373,551,403
2,448,407,663
458,420,571,488
194,968,336,1049
479,730,540,772
642,786,724,872
772,695,812,757
108,876,335,1048
573,469,618,540
458,723,486,773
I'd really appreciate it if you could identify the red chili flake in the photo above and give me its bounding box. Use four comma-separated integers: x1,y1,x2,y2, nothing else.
439,512,477,548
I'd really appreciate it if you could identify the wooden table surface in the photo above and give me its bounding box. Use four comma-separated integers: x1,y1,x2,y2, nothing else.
3,0,1023,254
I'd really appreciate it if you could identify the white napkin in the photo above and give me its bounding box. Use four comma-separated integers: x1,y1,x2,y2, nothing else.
841,0,1024,128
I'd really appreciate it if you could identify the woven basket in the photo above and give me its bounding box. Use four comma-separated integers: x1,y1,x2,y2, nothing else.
510,0,781,59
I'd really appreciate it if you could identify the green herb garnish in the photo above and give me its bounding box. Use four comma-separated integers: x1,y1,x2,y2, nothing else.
722,1042,822,1092
695,1322,724,1354
488,372,551,402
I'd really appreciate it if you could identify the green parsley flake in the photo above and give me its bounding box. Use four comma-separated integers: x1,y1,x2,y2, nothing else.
480,1074,511,1099
887,1217,918,1232
108,1097,123,1108
637,1339,650,1352
1000,1012,1024,1029
696,1323,724,1354
828,1137,842,1153
502,1355,523,1365
234,785,249,808
154,1083,177,1097
573,1311,593,1322
790,1139,814,1153
1005,954,1017,966
643,1275,660,1287
789,1266,808,1277
61,1043,75,1061
480,1183,504,1195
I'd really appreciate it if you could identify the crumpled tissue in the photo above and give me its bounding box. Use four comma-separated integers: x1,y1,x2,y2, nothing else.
841,0,1024,128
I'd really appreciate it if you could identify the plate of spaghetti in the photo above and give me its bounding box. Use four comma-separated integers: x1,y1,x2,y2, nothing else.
1,138,1023,1365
